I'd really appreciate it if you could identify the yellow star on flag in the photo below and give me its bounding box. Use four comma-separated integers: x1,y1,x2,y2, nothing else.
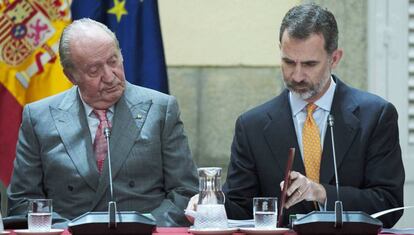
107,0,128,23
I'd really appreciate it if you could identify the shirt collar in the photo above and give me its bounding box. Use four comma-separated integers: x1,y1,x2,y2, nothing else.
289,76,336,116
77,88,114,116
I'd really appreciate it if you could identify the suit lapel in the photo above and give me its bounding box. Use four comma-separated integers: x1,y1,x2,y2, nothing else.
91,94,152,210
50,87,99,191
263,90,305,175
263,79,360,184
320,79,360,184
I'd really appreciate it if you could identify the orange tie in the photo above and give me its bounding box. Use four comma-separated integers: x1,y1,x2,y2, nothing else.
302,103,322,183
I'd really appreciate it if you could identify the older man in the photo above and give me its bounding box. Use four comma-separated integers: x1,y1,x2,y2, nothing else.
8,18,198,227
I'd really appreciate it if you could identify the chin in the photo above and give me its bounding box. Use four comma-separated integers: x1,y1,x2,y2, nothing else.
93,103,113,110
292,90,315,100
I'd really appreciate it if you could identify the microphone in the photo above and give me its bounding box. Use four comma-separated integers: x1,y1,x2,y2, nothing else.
292,114,382,235
68,126,156,235
328,115,340,204
328,115,343,228
104,127,116,229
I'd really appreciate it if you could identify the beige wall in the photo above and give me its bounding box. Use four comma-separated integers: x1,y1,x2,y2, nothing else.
159,0,299,66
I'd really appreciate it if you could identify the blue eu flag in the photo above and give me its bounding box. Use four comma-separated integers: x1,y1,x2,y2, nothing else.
71,0,169,94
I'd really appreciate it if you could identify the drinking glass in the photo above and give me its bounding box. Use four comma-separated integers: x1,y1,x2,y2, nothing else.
28,199,52,231
253,197,277,229
0,211,4,232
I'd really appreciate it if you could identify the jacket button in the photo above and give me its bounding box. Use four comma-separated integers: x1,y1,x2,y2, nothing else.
129,181,135,187
68,185,74,191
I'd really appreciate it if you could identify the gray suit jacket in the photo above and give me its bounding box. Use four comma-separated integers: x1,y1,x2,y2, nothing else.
7,82,198,226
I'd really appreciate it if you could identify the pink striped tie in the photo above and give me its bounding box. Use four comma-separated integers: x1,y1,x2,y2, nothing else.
93,109,111,174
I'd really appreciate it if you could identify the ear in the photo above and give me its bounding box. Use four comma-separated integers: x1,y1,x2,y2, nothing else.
63,68,77,85
330,49,343,69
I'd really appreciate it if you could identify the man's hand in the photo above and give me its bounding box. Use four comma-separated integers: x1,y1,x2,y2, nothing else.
185,194,199,223
280,171,326,209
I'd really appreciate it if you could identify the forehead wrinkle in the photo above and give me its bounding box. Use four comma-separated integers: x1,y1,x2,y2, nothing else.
71,36,116,70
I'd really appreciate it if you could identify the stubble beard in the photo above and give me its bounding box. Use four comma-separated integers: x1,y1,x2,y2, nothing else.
284,75,330,101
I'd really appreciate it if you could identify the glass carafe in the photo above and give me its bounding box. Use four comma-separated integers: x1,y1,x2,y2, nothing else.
194,167,228,229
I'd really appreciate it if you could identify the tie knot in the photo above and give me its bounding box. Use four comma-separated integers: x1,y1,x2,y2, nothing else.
93,109,108,122
306,103,317,115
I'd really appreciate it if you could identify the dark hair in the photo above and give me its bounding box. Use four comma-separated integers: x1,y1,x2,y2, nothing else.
279,3,338,54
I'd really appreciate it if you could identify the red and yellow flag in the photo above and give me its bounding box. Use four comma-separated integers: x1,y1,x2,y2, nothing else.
0,0,73,185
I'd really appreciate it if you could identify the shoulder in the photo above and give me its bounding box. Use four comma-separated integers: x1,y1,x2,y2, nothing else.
242,98,278,118
335,79,398,123
237,91,288,125
337,79,395,111
24,86,76,113
124,82,175,105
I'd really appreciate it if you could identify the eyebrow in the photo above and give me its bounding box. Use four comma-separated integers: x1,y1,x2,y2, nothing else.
281,57,319,64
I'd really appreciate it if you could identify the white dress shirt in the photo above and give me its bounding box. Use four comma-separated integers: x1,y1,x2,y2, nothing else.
78,89,114,144
289,76,336,160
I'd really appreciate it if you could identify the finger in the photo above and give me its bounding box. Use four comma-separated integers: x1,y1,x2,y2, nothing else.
285,188,303,209
194,195,199,210
286,184,296,197
287,173,304,196
284,197,293,209
290,171,300,180
301,183,312,200
185,195,199,224
296,188,303,198
302,181,325,202
192,195,199,210
186,194,199,211
280,181,285,190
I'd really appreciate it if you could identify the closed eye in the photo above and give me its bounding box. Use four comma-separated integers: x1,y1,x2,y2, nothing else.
107,55,120,67
282,58,295,66
302,61,318,67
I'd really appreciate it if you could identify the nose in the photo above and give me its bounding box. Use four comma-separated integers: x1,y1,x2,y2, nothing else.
291,64,305,83
101,65,114,83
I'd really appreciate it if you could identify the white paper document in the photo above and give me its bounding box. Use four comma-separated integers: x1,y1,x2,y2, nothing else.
381,227,414,234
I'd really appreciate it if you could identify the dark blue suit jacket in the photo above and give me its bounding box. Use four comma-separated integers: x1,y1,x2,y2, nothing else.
223,76,405,228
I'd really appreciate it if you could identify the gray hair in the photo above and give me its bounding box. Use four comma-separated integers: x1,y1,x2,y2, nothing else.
59,18,122,70
279,3,338,54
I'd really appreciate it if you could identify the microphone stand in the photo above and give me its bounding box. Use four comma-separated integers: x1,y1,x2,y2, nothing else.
328,115,343,228
292,114,382,235
104,127,117,229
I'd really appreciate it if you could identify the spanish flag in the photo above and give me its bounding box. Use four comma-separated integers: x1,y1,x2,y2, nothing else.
0,0,73,185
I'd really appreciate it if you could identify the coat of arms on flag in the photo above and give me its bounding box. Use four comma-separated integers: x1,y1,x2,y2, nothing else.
0,0,70,89
0,0,73,185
